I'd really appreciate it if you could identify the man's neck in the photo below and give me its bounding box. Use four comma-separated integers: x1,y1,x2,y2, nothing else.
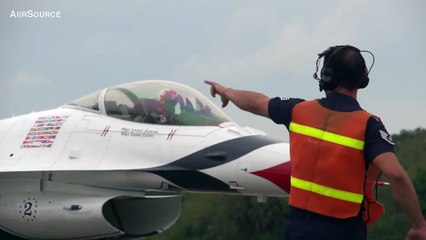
327,87,358,99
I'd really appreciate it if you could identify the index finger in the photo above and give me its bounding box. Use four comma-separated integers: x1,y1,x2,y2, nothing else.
204,80,217,97
204,80,215,86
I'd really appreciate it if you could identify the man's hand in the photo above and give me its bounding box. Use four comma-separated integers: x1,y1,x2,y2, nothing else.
406,226,426,240
204,80,230,108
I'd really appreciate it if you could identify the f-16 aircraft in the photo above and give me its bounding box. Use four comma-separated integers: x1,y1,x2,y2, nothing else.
0,80,291,240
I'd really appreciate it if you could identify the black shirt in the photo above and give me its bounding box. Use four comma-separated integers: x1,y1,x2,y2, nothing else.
268,92,394,164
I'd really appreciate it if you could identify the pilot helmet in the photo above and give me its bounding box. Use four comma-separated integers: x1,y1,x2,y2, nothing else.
158,89,178,103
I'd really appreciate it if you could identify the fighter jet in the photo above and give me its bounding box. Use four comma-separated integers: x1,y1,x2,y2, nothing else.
0,80,291,239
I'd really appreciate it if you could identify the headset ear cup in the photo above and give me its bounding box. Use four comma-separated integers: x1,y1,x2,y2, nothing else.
320,66,337,90
358,76,369,89
358,67,370,89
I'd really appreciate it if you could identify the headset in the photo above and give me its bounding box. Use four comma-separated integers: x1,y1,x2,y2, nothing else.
313,45,375,91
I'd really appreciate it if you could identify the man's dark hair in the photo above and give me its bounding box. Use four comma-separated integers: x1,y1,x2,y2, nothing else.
326,48,368,90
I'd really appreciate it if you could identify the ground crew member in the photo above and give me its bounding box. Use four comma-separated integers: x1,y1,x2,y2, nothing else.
205,45,426,240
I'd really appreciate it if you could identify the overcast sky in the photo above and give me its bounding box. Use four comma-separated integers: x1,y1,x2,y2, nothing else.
1,0,425,141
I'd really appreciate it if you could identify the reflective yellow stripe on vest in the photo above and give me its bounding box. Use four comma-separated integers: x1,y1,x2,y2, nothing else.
291,176,364,203
289,122,364,150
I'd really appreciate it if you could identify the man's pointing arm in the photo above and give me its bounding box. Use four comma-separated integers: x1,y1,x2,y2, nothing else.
204,80,270,118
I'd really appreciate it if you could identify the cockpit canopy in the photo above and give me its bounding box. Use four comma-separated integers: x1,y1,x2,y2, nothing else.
67,80,231,126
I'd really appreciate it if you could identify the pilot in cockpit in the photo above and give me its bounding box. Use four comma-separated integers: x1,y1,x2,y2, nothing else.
132,89,185,124
155,89,185,124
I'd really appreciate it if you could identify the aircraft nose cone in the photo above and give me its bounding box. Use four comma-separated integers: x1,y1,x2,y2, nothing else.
242,142,291,193
251,161,292,193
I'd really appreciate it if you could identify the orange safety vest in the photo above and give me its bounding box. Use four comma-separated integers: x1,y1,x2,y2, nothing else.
289,99,384,221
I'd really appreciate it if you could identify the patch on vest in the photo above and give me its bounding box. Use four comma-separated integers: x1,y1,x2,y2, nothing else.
280,97,290,101
379,130,394,145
